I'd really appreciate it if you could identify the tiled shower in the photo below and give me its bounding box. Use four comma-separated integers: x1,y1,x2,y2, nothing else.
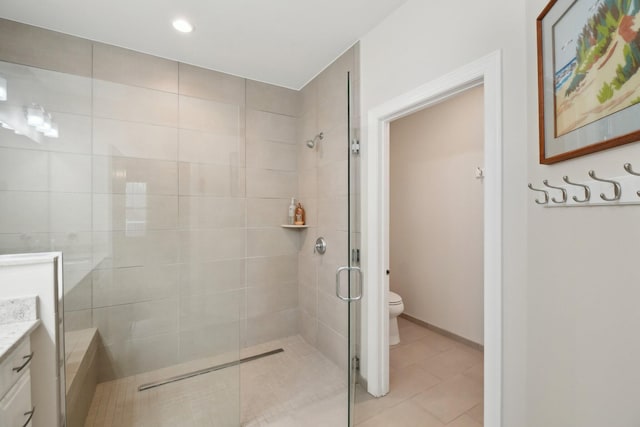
0,17,357,426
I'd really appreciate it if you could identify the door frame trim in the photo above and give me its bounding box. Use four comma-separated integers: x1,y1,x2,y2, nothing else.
361,50,503,426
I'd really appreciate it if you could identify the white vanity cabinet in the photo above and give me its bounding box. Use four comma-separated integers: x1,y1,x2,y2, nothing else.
0,338,35,427
0,252,65,427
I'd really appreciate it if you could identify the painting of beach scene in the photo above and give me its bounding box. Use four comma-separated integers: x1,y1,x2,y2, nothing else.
553,0,640,137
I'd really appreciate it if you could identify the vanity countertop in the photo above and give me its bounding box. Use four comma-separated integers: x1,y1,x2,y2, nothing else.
0,296,40,363
0,319,41,363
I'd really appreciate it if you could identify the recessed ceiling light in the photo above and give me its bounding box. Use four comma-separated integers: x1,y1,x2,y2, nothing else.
172,18,194,33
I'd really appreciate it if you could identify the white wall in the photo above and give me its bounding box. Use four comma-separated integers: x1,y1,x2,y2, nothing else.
389,86,484,345
525,1,640,426
360,0,528,425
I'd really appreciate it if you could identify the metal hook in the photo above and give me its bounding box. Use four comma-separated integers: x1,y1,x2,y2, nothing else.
562,176,591,203
588,170,621,201
623,163,640,197
542,180,567,203
528,183,549,205
624,163,640,176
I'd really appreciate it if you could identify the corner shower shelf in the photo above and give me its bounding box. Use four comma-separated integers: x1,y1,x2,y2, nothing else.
280,225,309,229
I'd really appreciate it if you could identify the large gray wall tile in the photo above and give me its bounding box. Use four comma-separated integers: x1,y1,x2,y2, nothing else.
179,229,246,263
246,80,300,117
247,255,298,287
179,259,246,296
93,157,178,195
245,309,298,347
93,43,178,92
247,198,290,227
92,265,179,307
178,196,246,229
179,95,242,133
0,148,48,191
179,63,245,105
247,282,298,318
93,118,178,161
246,139,297,172
246,169,297,198
0,18,92,76
0,192,49,233
179,128,244,167
246,109,297,143
93,80,178,126
247,228,300,257
178,163,245,197
93,194,179,232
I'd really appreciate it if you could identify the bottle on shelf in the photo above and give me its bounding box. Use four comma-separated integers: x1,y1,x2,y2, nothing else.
294,202,305,225
288,198,296,225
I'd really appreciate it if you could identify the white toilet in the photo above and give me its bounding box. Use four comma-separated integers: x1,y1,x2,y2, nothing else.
388,291,404,345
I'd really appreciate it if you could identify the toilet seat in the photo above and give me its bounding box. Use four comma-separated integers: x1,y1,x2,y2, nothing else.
388,291,404,345
389,291,402,305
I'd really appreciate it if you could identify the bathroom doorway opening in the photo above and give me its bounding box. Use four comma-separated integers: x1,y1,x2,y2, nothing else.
387,83,485,423
362,51,502,426
389,84,484,349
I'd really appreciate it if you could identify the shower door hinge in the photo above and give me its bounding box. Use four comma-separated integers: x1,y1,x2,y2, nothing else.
351,139,360,155
353,356,360,371
351,248,360,265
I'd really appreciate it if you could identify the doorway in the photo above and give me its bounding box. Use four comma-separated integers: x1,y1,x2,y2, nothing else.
388,84,484,424
389,85,484,349
361,51,503,426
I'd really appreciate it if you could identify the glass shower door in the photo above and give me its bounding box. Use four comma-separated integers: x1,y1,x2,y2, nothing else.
323,67,360,427
339,69,362,426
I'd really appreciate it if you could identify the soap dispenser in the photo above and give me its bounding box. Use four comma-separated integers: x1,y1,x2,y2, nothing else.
288,198,296,225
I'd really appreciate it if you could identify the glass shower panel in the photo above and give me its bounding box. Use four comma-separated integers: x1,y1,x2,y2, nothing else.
0,60,94,329
0,59,242,426
87,73,243,425
0,60,93,427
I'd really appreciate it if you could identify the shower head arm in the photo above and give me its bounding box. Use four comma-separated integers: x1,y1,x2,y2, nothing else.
306,132,324,148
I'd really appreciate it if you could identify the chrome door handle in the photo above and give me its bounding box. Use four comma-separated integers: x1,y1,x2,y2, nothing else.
336,266,362,302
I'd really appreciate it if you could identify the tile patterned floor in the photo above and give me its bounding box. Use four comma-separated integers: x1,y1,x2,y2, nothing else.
83,335,347,426
354,317,484,426
83,318,483,426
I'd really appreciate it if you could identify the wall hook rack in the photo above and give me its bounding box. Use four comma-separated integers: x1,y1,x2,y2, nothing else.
529,163,640,207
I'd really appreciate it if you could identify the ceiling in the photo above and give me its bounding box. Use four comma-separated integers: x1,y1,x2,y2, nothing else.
0,0,407,89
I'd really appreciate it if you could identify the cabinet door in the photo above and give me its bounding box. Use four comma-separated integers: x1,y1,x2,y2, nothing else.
0,339,31,399
0,370,33,427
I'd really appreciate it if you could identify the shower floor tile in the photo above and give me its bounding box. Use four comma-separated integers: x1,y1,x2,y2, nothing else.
83,335,347,427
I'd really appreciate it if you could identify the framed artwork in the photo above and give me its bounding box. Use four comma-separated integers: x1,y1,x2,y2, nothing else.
537,0,640,164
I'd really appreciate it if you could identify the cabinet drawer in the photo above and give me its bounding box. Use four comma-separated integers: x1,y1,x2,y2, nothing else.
0,339,32,400
0,369,33,427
